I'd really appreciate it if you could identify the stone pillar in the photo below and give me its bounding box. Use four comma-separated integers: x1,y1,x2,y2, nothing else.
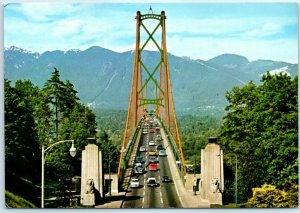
200,137,223,205
80,143,104,206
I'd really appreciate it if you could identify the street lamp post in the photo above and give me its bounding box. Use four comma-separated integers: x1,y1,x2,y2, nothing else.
217,153,238,207
234,154,238,208
41,140,76,208
108,147,111,196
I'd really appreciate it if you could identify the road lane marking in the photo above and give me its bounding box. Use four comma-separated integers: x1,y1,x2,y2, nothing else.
160,191,163,204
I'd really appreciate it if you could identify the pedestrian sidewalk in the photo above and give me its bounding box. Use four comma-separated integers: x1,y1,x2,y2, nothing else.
94,191,126,208
160,126,210,208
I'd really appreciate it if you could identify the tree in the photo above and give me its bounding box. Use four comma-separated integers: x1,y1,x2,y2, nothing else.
220,73,298,203
43,68,67,140
97,130,120,173
4,79,40,181
64,80,79,117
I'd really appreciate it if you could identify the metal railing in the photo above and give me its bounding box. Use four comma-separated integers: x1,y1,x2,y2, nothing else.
159,119,185,183
118,118,144,189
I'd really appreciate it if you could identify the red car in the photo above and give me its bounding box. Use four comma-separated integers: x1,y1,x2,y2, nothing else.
149,163,158,171
149,128,155,133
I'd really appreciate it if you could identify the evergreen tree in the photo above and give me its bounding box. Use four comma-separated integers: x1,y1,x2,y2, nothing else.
43,68,66,140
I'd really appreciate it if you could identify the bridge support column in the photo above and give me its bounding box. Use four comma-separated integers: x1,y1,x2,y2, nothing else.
200,137,224,205
80,143,104,206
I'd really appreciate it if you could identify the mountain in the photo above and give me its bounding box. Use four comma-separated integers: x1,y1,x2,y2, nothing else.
4,46,298,115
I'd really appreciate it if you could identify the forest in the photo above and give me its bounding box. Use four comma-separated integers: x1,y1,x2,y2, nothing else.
4,68,298,207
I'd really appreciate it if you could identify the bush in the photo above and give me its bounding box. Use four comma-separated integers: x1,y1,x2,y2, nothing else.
247,183,298,208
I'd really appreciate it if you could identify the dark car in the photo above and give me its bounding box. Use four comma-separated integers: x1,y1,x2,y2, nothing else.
157,145,164,150
135,156,145,163
149,156,158,163
162,175,172,182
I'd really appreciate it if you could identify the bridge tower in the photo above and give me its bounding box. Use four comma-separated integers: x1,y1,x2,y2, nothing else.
118,10,186,182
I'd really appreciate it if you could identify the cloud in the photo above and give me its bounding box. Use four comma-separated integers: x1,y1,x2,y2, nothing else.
12,3,81,22
167,35,298,63
244,22,283,37
4,3,298,63
52,19,84,37
166,16,294,39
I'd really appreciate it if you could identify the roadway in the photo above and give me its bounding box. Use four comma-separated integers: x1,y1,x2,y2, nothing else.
122,124,182,208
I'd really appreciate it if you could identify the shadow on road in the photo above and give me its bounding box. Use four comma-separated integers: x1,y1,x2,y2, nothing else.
124,195,143,201
103,195,126,203
103,194,142,203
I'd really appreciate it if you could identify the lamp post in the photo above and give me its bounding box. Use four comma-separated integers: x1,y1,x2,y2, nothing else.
218,153,238,207
234,154,238,208
108,146,112,196
41,140,76,208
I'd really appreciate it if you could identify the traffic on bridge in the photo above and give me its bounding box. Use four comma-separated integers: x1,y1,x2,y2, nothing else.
123,117,182,208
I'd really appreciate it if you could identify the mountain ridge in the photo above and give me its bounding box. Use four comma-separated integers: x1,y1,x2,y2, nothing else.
4,46,298,115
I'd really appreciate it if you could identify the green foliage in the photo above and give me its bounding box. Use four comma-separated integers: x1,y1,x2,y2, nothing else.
5,190,36,208
96,130,120,173
4,79,40,181
5,68,97,206
93,109,126,173
178,114,221,173
220,72,298,203
42,68,97,179
247,183,298,208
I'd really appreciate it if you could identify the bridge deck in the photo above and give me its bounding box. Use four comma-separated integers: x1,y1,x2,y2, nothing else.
120,120,210,208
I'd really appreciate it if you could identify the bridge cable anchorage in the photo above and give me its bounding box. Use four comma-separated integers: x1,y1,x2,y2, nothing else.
117,10,187,190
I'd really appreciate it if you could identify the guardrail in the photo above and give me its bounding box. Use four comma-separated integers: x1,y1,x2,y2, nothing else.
118,118,144,189
159,118,185,184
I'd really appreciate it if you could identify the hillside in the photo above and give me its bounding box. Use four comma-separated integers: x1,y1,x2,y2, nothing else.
4,46,298,115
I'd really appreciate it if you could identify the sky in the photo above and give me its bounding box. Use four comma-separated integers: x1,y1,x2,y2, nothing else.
3,1,299,63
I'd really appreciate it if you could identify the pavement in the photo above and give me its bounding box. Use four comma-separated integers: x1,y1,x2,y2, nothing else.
95,191,126,208
95,124,210,209
160,127,210,208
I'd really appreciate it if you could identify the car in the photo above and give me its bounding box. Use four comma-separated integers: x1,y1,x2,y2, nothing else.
149,128,155,133
157,145,164,150
149,163,158,171
158,149,167,156
156,135,162,141
162,175,172,183
135,156,144,163
134,163,144,174
139,146,147,152
149,150,157,156
143,129,148,134
147,177,159,187
149,156,158,163
155,126,160,131
130,178,140,188
149,141,156,146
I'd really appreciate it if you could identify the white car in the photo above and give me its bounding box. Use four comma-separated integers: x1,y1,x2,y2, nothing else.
130,178,140,188
139,146,147,152
147,177,159,187
149,141,156,146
